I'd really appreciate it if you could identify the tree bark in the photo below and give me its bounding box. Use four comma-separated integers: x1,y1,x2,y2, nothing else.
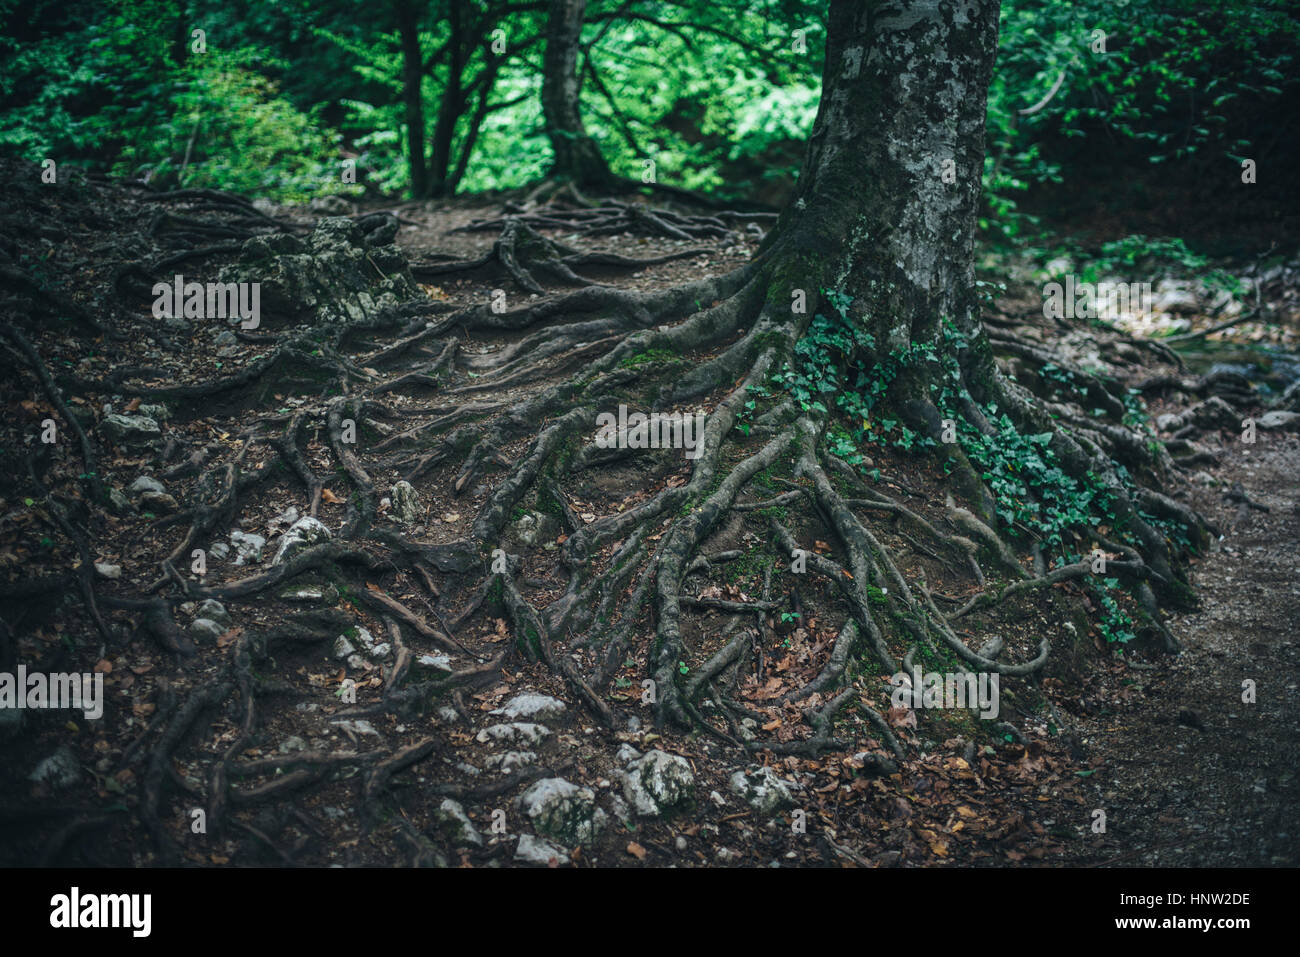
541,0,614,187
770,0,1002,382
396,0,430,198
427,0,466,197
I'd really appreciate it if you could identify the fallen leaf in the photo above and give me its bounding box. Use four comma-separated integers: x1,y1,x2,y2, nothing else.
626,842,647,860
322,488,343,504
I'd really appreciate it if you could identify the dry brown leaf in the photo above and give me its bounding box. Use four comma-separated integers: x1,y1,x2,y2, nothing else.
321,488,343,504
626,842,647,860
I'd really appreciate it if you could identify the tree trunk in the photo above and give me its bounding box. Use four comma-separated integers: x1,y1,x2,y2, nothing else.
541,0,613,186
770,0,1001,371
427,1,465,197
396,0,429,198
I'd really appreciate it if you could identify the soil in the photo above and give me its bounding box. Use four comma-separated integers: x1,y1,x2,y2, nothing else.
1,165,1296,868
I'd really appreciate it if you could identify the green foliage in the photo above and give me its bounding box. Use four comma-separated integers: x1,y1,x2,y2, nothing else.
772,288,875,422
1091,579,1136,644
959,413,1101,547
3,0,1293,205
984,0,1299,241
0,1,337,199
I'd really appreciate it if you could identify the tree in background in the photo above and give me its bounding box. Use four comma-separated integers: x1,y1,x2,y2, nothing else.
540,0,612,187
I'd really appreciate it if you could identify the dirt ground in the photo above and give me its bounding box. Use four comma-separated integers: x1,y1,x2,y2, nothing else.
1,168,1296,867
1060,436,1300,867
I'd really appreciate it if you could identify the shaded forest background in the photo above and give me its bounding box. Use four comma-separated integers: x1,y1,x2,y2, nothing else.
3,0,1299,252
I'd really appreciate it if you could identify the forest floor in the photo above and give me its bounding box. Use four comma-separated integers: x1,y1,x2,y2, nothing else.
1,166,1296,867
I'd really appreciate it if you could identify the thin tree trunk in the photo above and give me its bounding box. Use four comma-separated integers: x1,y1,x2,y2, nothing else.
396,0,429,198
428,1,465,196
448,65,503,194
541,0,613,186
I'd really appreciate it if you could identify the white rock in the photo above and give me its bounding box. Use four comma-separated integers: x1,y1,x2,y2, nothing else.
330,718,380,737
475,722,550,745
515,833,569,866
272,517,333,564
484,751,537,773
190,618,225,642
29,746,80,789
102,413,160,445
490,693,567,722
351,626,390,659
516,777,607,844
413,653,453,674
196,599,230,626
434,798,483,847
623,749,695,816
230,530,266,566
729,766,796,814
390,481,421,524
128,475,166,498
94,563,122,580
1258,410,1300,431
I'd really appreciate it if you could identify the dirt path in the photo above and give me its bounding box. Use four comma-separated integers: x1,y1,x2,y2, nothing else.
1065,434,1300,866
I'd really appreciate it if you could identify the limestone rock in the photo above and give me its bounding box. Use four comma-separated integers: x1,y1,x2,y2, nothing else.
489,693,566,722
128,475,166,498
475,722,550,745
29,746,80,789
196,599,230,626
511,511,560,548
272,516,332,564
729,766,796,814
230,530,266,566
190,618,224,642
516,777,607,844
390,481,421,524
434,798,483,847
622,749,695,816
102,413,160,445
515,833,569,866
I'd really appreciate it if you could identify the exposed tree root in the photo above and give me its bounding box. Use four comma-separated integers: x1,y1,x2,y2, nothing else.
414,216,705,293
7,185,1214,865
